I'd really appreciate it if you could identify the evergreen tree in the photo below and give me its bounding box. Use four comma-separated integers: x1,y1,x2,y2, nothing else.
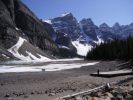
86,36,133,61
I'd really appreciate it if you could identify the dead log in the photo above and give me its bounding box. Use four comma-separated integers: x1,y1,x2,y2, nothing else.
56,84,106,100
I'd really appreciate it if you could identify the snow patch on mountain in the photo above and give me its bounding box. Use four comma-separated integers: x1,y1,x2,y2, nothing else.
8,37,27,60
37,54,51,61
8,37,51,61
58,45,70,50
2,54,10,59
25,51,50,61
94,36,104,45
61,12,71,17
43,20,52,24
72,41,92,56
15,27,19,31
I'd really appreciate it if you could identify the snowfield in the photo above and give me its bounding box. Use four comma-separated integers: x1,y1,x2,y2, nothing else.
72,41,92,56
3,58,82,65
71,36,103,57
0,59,99,73
40,62,99,71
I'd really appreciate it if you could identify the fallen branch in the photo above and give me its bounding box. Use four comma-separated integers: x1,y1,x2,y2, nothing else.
56,83,110,100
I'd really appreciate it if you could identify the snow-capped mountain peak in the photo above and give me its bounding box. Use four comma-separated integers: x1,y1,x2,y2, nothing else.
43,12,133,57
61,12,72,17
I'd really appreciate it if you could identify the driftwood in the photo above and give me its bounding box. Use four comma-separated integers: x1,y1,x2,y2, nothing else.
56,83,111,100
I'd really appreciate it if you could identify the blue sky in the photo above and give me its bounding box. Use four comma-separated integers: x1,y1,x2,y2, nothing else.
23,0,133,26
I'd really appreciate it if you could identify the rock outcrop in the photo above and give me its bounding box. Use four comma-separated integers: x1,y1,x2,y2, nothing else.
0,0,58,60
0,46,17,61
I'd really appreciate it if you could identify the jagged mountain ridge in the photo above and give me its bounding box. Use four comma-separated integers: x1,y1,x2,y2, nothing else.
44,13,98,56
1,0,132,60
44,13,133,56
0,0,58,61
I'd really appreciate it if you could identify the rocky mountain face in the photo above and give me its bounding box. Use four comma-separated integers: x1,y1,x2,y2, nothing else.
80,18,98,41
51,13,81,40
0,0,58,61
98,23,116,41
55,32,77,57
44,13,133,56
42,21,57,41
43,13,79,57
14,0,58,53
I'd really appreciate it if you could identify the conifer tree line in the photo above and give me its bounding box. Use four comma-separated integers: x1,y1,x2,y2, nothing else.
86,36,133,60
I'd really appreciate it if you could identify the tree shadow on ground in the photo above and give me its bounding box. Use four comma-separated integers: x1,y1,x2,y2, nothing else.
117,61,132,70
